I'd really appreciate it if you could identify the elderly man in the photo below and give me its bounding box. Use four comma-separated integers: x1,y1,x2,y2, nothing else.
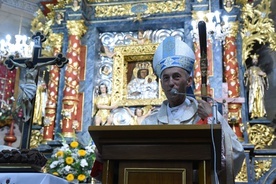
142,36,245,183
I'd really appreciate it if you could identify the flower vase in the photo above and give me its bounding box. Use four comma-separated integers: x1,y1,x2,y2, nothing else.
4,120,17,146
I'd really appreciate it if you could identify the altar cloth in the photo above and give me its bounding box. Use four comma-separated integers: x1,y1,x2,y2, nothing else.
0,173,69,184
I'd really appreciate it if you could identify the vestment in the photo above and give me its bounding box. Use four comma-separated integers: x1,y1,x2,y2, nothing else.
142,96,245,183
142,97,201,125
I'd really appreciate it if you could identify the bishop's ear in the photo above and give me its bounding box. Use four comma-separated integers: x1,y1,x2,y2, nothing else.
186,76,193,87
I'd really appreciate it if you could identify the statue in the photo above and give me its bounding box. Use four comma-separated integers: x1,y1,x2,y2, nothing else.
94,83,118,126
223,0,234,12
71,0,80,11
100,41,116,59
126,30,151,44
32,71,47,125
124,106,154,125
244,53,269,119
55,12,64,25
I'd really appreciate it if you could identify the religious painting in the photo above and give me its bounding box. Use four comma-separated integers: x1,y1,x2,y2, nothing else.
111,44,166,106
127,61,158,100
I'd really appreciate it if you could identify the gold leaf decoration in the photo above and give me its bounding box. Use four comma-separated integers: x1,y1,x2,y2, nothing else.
247,123,275,149
235,160,248,182
254,159,272,181
95,1,185,18
240,0,276,66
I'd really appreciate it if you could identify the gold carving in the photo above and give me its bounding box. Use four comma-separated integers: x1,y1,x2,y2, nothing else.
247,123,275,149
95,1,185,17
235,160,247,182
31,9,52,34
228,22,239,37
241,0,276,65
42,33,64,56
67,20,87,37
30,130,43,149
254,159,272,181
112,44,166,106
62,131,75,138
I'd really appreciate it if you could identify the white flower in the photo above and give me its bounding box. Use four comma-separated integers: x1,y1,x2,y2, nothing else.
64,165,71,172
50,161,60,168
80,159,88,167
71,152,78,159
60,144,69,151
85,145,95,153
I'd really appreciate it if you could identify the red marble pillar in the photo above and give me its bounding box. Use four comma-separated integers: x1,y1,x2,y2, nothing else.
194,42,202,96
207,39,214,96
61,21,87,137
193,40,213,97
61,35,80,137
223,30,244,140
43,34,63,142
43,65,60,141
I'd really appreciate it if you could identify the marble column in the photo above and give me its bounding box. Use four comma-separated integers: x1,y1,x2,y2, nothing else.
43,33,64,142
61,20,87,138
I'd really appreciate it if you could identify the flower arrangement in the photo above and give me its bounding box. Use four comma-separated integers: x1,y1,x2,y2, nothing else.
46,135,96,183
0,97,22,127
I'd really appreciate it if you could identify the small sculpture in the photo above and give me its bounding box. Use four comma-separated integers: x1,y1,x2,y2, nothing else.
244,53,269,119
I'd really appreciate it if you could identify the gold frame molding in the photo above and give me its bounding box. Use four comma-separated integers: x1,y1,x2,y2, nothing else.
111,43,166,106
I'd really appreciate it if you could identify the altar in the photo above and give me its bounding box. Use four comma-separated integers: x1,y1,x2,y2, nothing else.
0,173,69,184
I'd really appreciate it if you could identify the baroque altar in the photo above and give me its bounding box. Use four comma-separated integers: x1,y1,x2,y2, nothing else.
1,0,276,183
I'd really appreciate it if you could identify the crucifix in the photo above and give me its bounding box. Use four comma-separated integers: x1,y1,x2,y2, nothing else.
215,83,245,139
4,32,68,149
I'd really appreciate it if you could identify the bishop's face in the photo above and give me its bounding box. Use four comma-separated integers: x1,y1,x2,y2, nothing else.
160,67,192,107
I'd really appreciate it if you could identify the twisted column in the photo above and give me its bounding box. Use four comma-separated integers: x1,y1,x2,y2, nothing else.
223,23,244,140
43,33,63,142
61,20,87,137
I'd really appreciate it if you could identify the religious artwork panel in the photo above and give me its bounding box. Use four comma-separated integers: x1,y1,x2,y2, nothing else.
111,44,166,106
92,29,187,126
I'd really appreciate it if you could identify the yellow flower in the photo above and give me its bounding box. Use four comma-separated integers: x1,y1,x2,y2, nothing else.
66,157,74,165
70,141,79,148
52,172,59,176
56,150,64,157
78,149,86,157
66,173,74,181
77,174,86,181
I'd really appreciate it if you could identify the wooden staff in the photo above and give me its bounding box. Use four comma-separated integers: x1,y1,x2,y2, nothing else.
198,21,208,101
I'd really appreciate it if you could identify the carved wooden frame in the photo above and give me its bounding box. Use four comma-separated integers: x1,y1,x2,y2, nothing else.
111,43,166,106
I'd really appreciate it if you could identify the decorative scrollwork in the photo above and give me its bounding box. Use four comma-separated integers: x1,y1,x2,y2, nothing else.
254,159,272,181
241,0,276,66
235,160,248,182
247,123,275,149
94,1,185,18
